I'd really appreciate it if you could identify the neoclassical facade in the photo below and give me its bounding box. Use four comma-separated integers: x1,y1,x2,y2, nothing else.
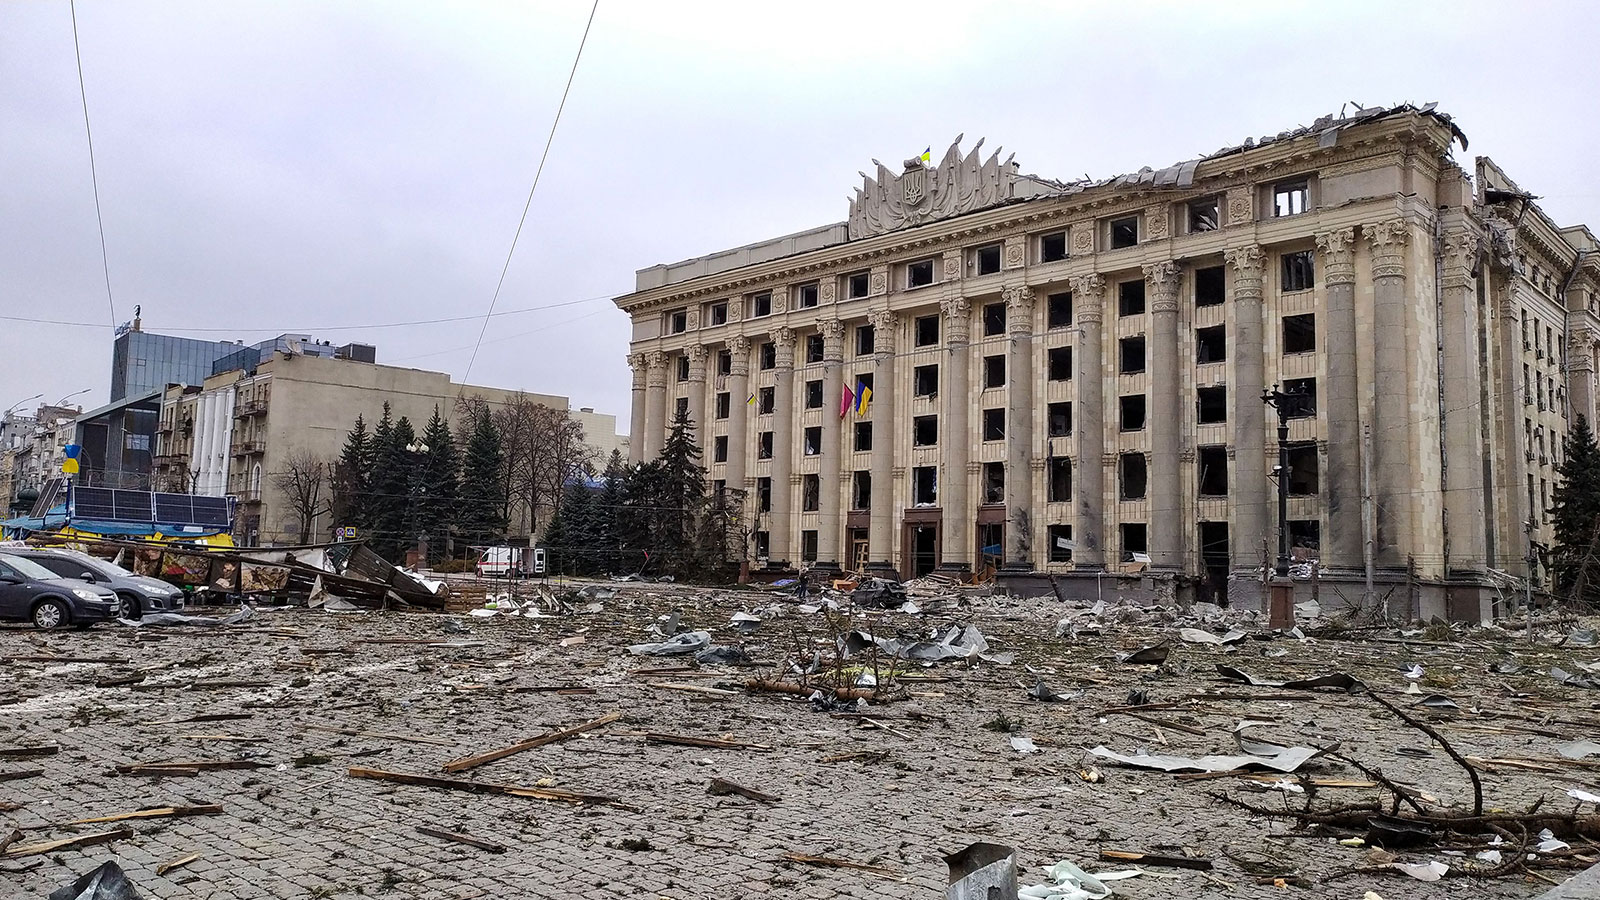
614,105,1600,618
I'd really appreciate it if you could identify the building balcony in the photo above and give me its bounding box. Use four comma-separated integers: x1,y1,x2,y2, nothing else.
231,440,265,456
235,400,269,417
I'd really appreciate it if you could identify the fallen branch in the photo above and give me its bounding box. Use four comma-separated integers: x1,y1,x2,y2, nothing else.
1367,688,1482,817
416,825,507,853
645,733,772,752
782,851,899,877
347,766,612,805
441,711,621,773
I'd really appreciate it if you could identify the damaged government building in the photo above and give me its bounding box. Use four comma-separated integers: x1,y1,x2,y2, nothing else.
613,104,1600,620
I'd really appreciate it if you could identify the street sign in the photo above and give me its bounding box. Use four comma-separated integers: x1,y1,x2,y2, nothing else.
335,526,358,541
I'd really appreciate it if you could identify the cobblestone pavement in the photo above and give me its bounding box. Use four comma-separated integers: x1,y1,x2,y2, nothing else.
2,582,1596,898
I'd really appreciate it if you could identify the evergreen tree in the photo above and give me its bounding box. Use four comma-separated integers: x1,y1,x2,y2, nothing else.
625,408,710,578
331,415,371,533
416,407,461,563
545,479,595,575
458,411,508,549
593,450,629,574
370,413,418,563
1552,415,1600,606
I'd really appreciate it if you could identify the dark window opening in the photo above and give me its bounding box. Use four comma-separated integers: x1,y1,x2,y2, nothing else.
1048,457,1072,502
1120,336,1146,374
801,530,818,563
677,356,690,381
752,293,772,317
1189,197,1219,233
1041,232,1068,263
805,379,823,409
802,473,819,511
806,334,824,364
669,309,687,333
856,324,875,357
908,259,936,288
912,466,938,505
854,421,872,452
759,342,775,370
803,426,821,456
1282,377,1317,418
1282,250,1315,292
715,392,730,419
1119,280,1145,316
758,386,775,415
983,354,1006,388
713,435,728,463
1121,523,1148,559
1287,442,1319,496
757,431,773,460
913,364,939,397
798,284,819,308
1197,386,1227,424
1048,401,1072,437
1120,453,1147,499
1048,524,1074,562
1121,394,1147,431
1195,265,1225,306
717,350,731,376
1274,181,1308,218
976,244,1002,275
982,461,1005,504
1048,346,1073,381
848,271,871,298
1196,325,1226,364
709,302,728,326
1111,216,1139,249
757,477,772,512
675,396,688,417
754,530,770,558
1198,445,1228,496
915,315,940,346
1047,292,1072,329
982,408,1005,442
913,415,938,447
1283,314,1316,354
1289,519,1320,554
852,471,871,509
983,302,1007,336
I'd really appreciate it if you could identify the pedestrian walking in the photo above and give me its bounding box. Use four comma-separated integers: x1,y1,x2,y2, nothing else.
794,568,810,602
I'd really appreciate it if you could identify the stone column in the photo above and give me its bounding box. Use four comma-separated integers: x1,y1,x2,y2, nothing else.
769,327,796,566
685,345,708,453
1317,228,1361,570
1225,246,1268,572
1367,220,1412,568
817,319,846,569
627,352,647,464
1003,285,1036,569
643,350,668,461
867,307,897,574
1440,230,1488,575
1494,282,1531,573
1069,274,1106,569
1571,329,1598,429
938,297,973,574
1145,262,1181,571
725,335,751,502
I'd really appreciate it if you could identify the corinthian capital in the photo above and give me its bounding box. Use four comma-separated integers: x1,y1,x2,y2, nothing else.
817,319,846,359
867,308,897,354
1315,228,1357,286
771,326,797,361
1440,229,1482,290
1070,274,1106,325
644,350,669,387
1224,245,1266,281
727,335,751,376
1143,261,1180,313
1365,219,1412,280
941,297,971,343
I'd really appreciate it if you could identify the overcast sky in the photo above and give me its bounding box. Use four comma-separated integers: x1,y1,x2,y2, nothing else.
3,0,1598,433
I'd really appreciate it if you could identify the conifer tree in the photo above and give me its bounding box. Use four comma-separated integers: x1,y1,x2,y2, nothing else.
416,406,460,562
1552,415,1600,606
369,414,418,562
458,411,508,549
331,415,371,534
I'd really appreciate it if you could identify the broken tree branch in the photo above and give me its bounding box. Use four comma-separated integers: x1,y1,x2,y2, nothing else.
441,711,621,773
1367,688,1483,817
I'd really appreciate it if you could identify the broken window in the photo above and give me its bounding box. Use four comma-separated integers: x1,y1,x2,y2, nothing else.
983,354,1006,388
847,271,870,299
802,473,820,511
1273,181,1308,217
1040,232,1068,263
915,315,940,346
1282,250,1314,292
1121,394,1146,431
757,476,772,512
715,392,730,420
913,364,939,397
709,302,728,326
759,342,775,370
852,471,871,509
1121,522,1148,559
1282,377,1317,418
754,530,770,559
803,426,821,456
1110,216,1139,249
913,415,938,447
982,408,1005,441
856,324,875,357
752,292,772,318
805,379,823,409
801,530,818,563
1283,314,1315,354
806,334,824,364
1048,401,1072,437
1120,452,1147,499
912,466,938,505
677,356,690,381
1048,457,1072,502
1196,325,1226,364
712,479,725,498
1047,292,1072,329
983,302,1007,336
1198,445,1228,496
1119,280,1145,317
908,258,936,288
1048,524,1073,562
758,386,775,415
1287,442,1319,495
675,397,688,418
1120,336,1146,374
1289,519,1320,553
798,283,819,309
854,421,872,452
757,431,773,460
669,308,687,333
1195,265,1225,307
975,244,1002,275
717,350,731,376
983,461,1006,504
713,435,728,463
1188,197,1219,233
1048,346,1073,381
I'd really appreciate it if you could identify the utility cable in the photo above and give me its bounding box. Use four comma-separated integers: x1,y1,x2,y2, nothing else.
70,0,116,328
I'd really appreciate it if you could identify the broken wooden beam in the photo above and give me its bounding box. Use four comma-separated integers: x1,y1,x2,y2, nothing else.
415,825,507,853
1,827,133,859
347,767,613,805
442,711,621,773
0,769,42,782
303,724,457,746
0,745,59,759
0,829,20,856
1099,849,1213,870
67,804,223,826
707,777,779,802
117,759,269,775
157,852,202,876
645,733,772,752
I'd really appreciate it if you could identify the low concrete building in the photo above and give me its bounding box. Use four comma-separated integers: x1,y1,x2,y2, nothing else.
614,104,1600,618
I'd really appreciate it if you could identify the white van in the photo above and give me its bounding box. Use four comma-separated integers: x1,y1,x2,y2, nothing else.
475,546,547,578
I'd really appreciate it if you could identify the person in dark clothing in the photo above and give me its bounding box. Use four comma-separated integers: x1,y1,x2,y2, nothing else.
794,569,810,602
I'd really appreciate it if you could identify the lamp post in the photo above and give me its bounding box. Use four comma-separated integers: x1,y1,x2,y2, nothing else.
3,394,43,419
1261,384,1297,628
53,389,91,408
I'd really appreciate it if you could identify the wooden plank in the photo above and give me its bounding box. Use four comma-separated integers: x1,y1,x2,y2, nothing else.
117,759,268,773
347,767,613,805
442,712,621,773
707,777,779,802
157,852,202,876
0,829,20,856
2,827,133,859
1100,849,1213,870
416,825,507,853
5,655,128,664
180,734,268,743
0,769,42,782
67,804,223,825
303,724,456,747
645,733,772,752
0,745,58,759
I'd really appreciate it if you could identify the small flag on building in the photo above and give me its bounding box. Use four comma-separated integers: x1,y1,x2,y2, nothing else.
855,380,872,415
747,392,756,406
919,146,931,164
839,383,855,418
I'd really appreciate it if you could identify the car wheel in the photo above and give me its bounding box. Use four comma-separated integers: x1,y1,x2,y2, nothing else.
116,593,141,620
32,599,68,630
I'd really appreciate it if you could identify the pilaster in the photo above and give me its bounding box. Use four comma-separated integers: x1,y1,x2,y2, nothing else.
1317,227,1361,571
1144,261,1181,571
1225,245,1267,572
1070,273,1106,569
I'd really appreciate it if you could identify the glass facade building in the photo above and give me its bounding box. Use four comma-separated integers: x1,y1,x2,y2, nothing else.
110,331,242,402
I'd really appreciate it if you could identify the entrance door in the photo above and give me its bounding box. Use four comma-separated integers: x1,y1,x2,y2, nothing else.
848,528,869,572
909,525,938,577
976,523,1004,576
1199,521,1230,606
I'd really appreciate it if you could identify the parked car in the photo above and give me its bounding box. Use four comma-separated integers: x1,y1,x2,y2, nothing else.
0,552,120,629
9,548,185,620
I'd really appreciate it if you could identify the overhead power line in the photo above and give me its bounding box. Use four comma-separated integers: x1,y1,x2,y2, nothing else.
69,0,117,328
462,0,601,383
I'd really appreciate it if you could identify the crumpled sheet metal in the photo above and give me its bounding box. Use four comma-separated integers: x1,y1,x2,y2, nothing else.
49,861,143,900
122,606,255,628
627,630,711,656
1017,859,1140,900
1215,664,1365,692
845,622,1014,665
1089,739,1336,774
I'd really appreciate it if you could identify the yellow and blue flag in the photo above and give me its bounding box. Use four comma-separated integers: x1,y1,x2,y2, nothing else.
855,379,872,416
919,146,931,165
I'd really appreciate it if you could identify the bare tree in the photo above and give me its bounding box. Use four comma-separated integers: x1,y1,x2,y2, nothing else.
272,449,331,545
488,394,595,539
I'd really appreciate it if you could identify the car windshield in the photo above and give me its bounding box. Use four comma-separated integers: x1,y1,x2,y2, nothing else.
0,553,63,581
59,550,130,577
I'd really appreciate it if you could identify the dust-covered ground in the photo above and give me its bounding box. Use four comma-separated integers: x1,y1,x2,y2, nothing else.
2,579,1597,899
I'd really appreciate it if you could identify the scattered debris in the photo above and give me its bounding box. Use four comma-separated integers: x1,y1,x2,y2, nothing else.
627,631,712,656
346,767,612,805
442,712,622,773
46,860,142,900
707,777,779,802
416,825,507,854
946,842,1018,900
1089,741,1335,774
1215,665,1365,691
1115,645,1169,665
